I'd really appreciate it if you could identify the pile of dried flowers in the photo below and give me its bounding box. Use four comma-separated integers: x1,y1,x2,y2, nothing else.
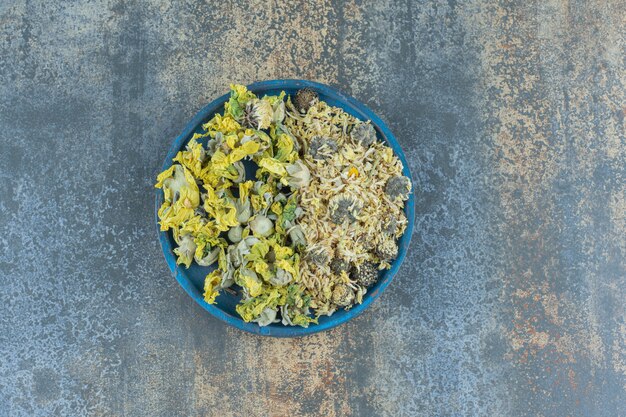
284,89,411,316
155,85,411,326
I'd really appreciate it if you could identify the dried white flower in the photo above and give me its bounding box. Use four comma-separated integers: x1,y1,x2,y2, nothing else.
249,214,274,237
285,160,311,188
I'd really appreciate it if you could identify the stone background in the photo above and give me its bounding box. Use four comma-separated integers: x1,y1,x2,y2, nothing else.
0,1,624,416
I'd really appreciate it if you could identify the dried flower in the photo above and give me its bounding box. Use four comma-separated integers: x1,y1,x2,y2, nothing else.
249,214,274,237
234,198,252,223
242,99,273,130
195,245,220,266
173,234,196,268
329,194,362,224
253,307,278,326
287,225,307,247
330,258,350,275
375,237,398,261
350,123,376,147
307,136,338,161
270,267,293,286
347,166,359,178
351,262,379,287
384,175,411,201
231,161,246,183
227,225,244,243
285,160,311,188
306,245,329,267
294,88,319,113
332,284,355,307
273,100,285,124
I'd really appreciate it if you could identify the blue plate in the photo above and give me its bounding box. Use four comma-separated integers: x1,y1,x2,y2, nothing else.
155,80,415,337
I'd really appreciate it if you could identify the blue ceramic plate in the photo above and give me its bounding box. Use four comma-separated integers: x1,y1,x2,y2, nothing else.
156,80,414,337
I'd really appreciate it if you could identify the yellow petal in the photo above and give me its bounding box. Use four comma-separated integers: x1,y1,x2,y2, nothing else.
258,157,286,176
203,270,222,304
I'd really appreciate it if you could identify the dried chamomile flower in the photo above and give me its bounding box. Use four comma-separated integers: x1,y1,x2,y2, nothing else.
332,284,355,307
306,245,329,267
330,257,350,275
384,175,411,201
307,136,338,161
351,262,379,287
329,194,362,224
375,237,398,261
294,88,319,113
350,122,377,147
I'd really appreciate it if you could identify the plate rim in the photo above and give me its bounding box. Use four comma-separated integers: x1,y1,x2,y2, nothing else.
155,79,415,337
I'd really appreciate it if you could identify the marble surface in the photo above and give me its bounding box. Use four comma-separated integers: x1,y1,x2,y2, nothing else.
0,1,624,416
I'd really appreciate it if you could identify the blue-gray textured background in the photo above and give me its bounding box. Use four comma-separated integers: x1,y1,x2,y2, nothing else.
0,1,624,416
